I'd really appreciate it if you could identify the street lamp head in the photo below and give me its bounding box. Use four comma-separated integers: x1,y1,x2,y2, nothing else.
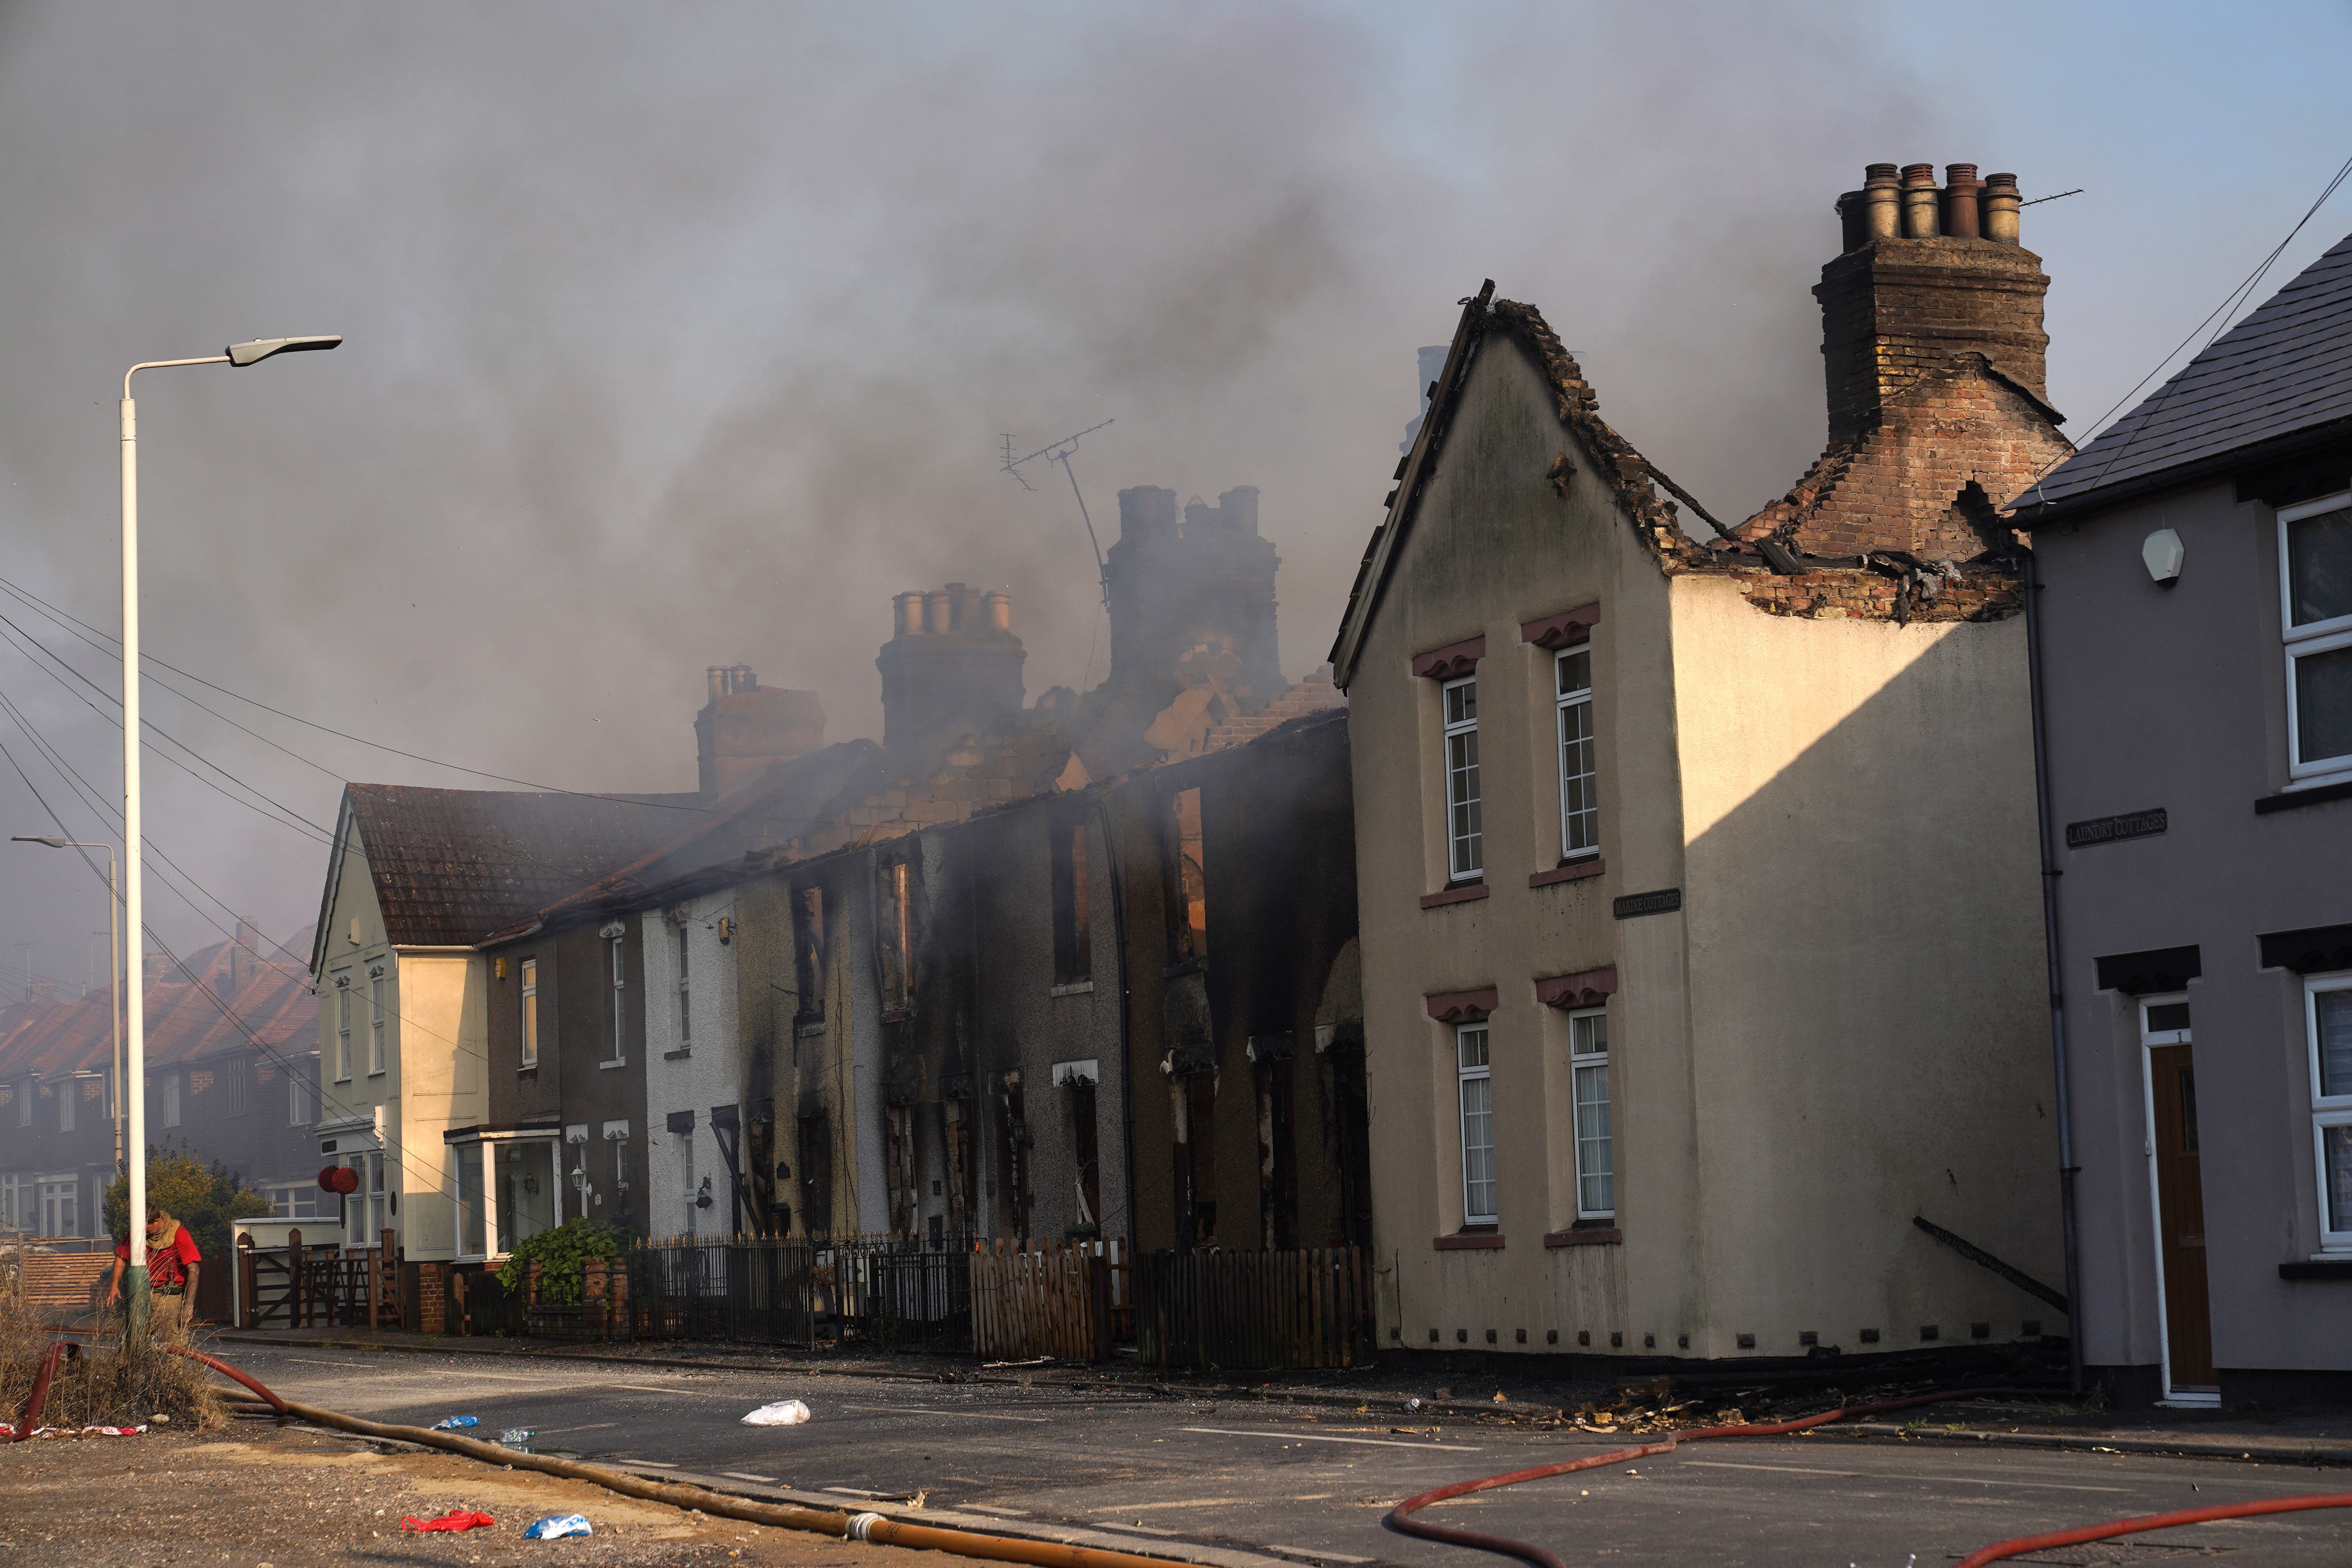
225,334,342,368
11,835,70,848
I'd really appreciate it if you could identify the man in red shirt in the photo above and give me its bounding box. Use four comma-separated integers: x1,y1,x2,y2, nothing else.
105,1208,202,1330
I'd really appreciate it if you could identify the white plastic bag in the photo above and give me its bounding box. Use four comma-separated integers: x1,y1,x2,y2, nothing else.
741,1399,812,1426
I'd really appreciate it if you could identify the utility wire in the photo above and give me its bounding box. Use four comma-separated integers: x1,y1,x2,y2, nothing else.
0,572,724,813
2034,150,2352,500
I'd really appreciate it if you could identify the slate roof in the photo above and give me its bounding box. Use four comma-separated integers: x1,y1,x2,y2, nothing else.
328,784,704,952
2021,229,2352,518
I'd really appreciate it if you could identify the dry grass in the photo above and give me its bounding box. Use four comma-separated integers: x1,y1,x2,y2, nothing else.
0,1292,225,1432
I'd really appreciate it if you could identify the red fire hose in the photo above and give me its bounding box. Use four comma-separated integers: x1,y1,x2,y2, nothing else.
1384,1388,2352,1568
163,1345,288,1419
1,1340,76,1442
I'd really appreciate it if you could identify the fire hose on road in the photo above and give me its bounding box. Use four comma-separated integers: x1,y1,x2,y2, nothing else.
1383,1387,2352,1568
171,1347,1216,1568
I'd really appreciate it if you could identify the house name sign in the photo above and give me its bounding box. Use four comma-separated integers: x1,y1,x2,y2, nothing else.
2064,808,2167,849
1612,887,1682,920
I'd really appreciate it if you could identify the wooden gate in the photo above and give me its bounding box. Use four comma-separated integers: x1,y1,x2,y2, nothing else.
1136,1246,1374,1370
969,1238,1109,1361
235,1229,401,1329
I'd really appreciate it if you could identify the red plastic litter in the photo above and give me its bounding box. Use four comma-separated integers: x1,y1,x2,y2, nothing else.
401,1509,495,1533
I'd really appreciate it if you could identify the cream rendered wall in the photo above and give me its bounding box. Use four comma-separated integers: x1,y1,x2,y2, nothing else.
1668,575,2058,1356
1351,330,2058,1362
1352,337,1695,1354
312,829,486,1261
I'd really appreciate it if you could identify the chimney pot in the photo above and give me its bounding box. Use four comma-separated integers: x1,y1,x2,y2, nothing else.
1942,163,1982,239
1900,164,1940,238
951,583,982,632
985,591,1011,632
924,590,953,635
706,666,726,703
1862,163,1903,241
1837,191,1867,253
1982,172,2022,245
893,591,925,639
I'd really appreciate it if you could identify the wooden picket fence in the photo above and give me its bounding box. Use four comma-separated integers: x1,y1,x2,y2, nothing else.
1134,1246,1374,1371
969,1236,1111,1362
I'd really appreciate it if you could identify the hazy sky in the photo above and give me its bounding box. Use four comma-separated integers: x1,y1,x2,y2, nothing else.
0,0,2347,985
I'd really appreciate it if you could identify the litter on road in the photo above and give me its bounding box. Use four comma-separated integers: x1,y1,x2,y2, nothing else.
742,1399,812,1426
524,1513,595,1539
499,1428,538,1447
401,1508,495,1533
432,1415,481,1430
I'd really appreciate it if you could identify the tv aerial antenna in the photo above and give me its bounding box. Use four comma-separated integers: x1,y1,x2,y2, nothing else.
1000,419,1114,605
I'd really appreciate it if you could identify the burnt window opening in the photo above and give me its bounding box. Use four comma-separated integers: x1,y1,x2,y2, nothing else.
876,859,915,1020
1051,817,1093,986
996,1073,1033,1244
1256,1054,1298,1251
942,1093,977,1236
1172,1069,1218,1251
797,1111,833,1239
1065,1073,1102,1237
1164,786,1208,964
791,886,826,1027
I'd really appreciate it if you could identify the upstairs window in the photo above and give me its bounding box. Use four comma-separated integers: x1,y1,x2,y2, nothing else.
675,920,692,1045
1052,817,1093,986
59,1077,75,1134
1443,677,1482,879
877,860,915,1018
368,965,387,1075
606,929,628,1064
792,886,826,1026
332,973,353,1081
1556,647,1599,861
2309,973,2352,1252
162,1071,180,1129
288,1067,310,1127
1457,1024,1496,1225
2281,493,2352,782
1164,787,1208,962
227,1056,249,1118
520,958,539,1067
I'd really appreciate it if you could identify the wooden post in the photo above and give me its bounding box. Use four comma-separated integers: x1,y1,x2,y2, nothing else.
236,1233,256,1330
286,1228,304,1328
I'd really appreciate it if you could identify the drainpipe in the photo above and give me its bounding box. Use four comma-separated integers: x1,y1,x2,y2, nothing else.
1091,793,1140,1263
2022,546,2085,1396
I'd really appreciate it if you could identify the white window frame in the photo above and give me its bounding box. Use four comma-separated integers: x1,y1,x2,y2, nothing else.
2279,491,2352,786
604,925,628,1066
332,971,353,1081
2306,971,2352,1254
520,957,540,1068
227,1056,247,1118
1456,1022,1497,1225
15,1077,29,1128
450,1130,565,1263
367,964,387,1076
58,1075,75,1134
162,1070,180,1129
1568,1007,1613,1220
287,1067,309,1127
1555,646,1599,862
1442,675,1482,880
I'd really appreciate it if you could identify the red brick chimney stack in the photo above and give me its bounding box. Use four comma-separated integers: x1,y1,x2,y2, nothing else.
1815,160,2051,448
694,664,825,800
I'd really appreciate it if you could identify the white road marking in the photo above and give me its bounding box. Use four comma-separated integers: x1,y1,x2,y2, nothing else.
1683,1460,2130,1493
1091,1499,1247,1513
605,1382,740,1396
722,1472,781,1484
964,1506,1031,1517
1269,1550,1374,1564
534,1423,619,1436
838,1403,1048,1423
1095,1522,1185,1537
621,1459,679,1468
1181,1427,1482,1452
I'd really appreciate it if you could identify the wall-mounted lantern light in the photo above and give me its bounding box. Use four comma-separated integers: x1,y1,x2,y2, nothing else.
2143,528,2185,587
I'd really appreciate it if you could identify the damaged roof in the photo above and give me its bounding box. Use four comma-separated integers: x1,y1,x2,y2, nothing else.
1326,284,1707,686
319,783,705,958
2020,228,2352,519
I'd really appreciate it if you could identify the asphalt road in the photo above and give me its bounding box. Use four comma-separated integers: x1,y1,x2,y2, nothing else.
218,1344,2352,1568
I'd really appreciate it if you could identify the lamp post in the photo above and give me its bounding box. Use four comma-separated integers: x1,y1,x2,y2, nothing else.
10,838,120,1174
118,335,339,1348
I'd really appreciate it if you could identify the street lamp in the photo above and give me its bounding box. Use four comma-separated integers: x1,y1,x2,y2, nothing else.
119,334,339,1347
9,837,121,1176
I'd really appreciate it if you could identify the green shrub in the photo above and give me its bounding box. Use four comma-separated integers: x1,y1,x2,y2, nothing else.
495,1217,624,1305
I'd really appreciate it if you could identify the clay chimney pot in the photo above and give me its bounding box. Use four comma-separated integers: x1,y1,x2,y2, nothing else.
1942,163,1982,239
1900,163,1940,238
985,591,1011,632
1863,163,1903,241
1982,172,2023,245
924,590,953,635
893,591,924,639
